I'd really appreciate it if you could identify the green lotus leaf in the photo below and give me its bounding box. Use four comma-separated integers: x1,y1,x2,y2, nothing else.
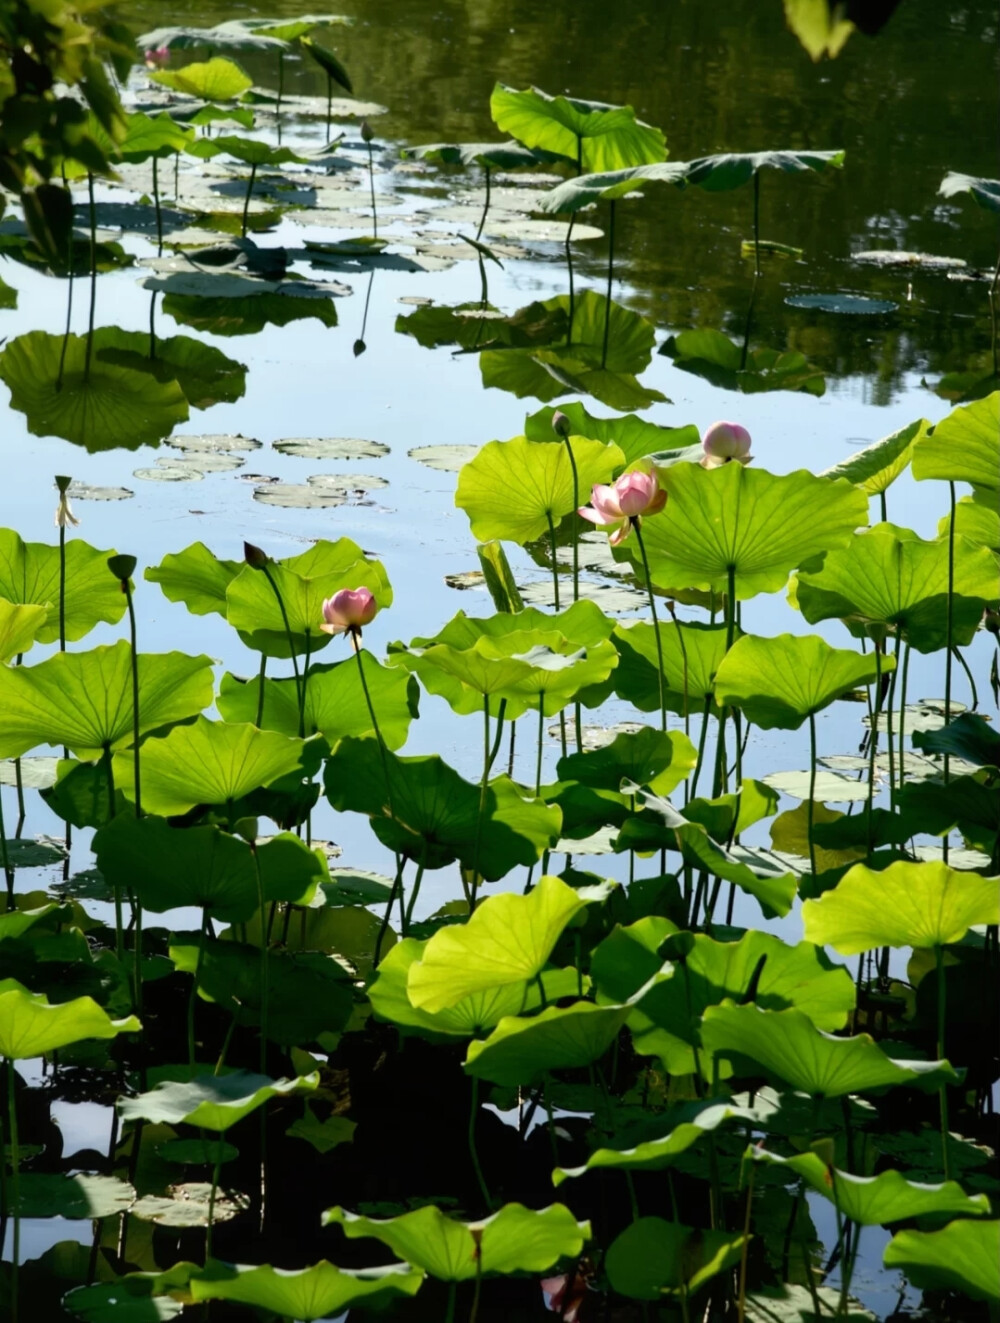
912,393,999,489
685,149,845,190
0,529,129,643
287,1106,356,1154
557,727,697,797
397,301,567,352
820,419,928,495
120,111,194,161
682,781,780,842
456,432,623,544
883,1219,1000,1303
324,738,561,875
540,161,689,213
407,874,606,1013
700,1003,962,1097
617,462,867,600
790,524,998,652
0,330,189,451
116,717,314,816
0,979,139,1058
748,1147,990,1225
119,1069,318,1132
139,21,286,52
0,643,213,759
189,1261,423,1318
661,329,826,396
189,134,307,168
323,1201,589,1280
95,816,323,921
0,598,47,663
939,172,1000,212
150,56,253,101
145,541,241,616
94,329,247,411
163,290,338,337
912,713,1000,768
611,619,732,717
490,83,666,173
464,1000,630,1085
606,1217,746,1299
802,859,1000,955
938,494,1000,555
402,140,566,169
476,636,619,716
714,633,893,730
524,402,700,465
368,937,581,1038
625,930,853,1076
299,37,353,92
64,1280,184,1321
14,1173,135,1219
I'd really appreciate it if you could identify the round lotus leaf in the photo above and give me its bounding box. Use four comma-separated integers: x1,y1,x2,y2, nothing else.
134,464,202,482
188,1261,424,1318
884,1219,1000,1303
465,1000,631,1085
273,437,389,460
118,1070,319,1131
64,1282,185,1322
912,393,999,491
762,769,874,802
66,483,133,502
166,432,261,453
684,149,845,191
131,1182,250,1227
786,292,898,314
852,250,966,270
0,980,139,1058
409,444,479,472
606,1217,746,1299
253,482,345,508
0,756,59,789
15,1173,135,1219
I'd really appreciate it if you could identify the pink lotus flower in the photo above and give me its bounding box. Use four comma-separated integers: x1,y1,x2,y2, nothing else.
144,46,170,68
320,587,378,639
701,420,753,468
541,1272,587,1320
578,468,666,546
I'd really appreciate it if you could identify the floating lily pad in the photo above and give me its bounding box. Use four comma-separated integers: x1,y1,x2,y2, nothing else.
66,482,133,502
0,836,67,867
786,292,898,315
852,250,966,270
64,1282,184,1322
0,756,59,789
166,432,261,453
133,465,204,482
273,437,389,460
762,769,876,801
409,444,479,472
131,1182,251,1227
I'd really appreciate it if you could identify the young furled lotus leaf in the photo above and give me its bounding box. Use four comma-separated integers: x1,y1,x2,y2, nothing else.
0,643,213,759
820,418,929,496
747,1147,990,1225
557,727,697,798
145,541,242,617
790,524,998,652
684,149,845,190
95,816,323,921
912,392,1000,490
606,1217,746,1299
218,655,418,750
116,717,315,816
883,1219,1000,1303
118,1070,319,1131
617,462,867,600
700,1002,963,1096
713,633,893,729
150,56,253,101
621,930,853,1076
802,860,1000,954
324,738,561,875
612,619,733,717
553,1100,757,1184
368,937,581,1038
0,979,139,1058
525,401,700,464
406,874,607,1013
539,161,690,213
325,1203,588,1280
0,599,47,663
464,1001,631,1085
456,433,624,544
661,329,826,396
491,84,666,172
188,1261,424,1318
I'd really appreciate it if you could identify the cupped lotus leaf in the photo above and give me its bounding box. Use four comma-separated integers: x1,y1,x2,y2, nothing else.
790,524,999,652
117,717,312,816
540,161,689,213
612,619,732,716
189,1261,423,1318
120,112,195,161
821,419,928,495
939,172,1000,212
150,57,253,101
118,1070,319,1131
557,727,697,797
0,330,189,451
464,1001,631,1085
0,979,139,1058
524,402,700,465
299,38,354,92
325,738,561,876
713,633,892,730
95,816,322,921
883,1219,1000,1303
456,433,624,544
747,1147,990,1225
391,635,552,720
912,392,1000,490
682,780,780,842
801,859,1000,955
478,636,619,716
14,1172,136,1219
402,140,564,169
662,329,826,397
685,149,845,191
619,462,867,600
324,1202,589,1281
628,931,853,1076
145,542,241,617
368,938,580,1038
554,1101,756,1184
406,874,604,1013
190,134,307,168
700,1002,962,1097
0,598,47,663
490,84,666,173
218,654,418,750
398,599,614,661
0,643,213,759
606,1217,746,1299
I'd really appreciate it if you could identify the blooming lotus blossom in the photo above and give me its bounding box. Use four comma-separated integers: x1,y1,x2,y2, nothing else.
578,468,666,546
701,420,753,468
321,587,378,641
541,1271,587,1320
144,46,170,67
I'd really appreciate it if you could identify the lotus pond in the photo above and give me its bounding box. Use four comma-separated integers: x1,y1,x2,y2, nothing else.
0,3,998,1321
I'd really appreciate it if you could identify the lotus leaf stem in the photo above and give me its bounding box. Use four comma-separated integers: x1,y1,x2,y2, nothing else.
808,711,819,880
353,643,396,828
486,697,507,772
544,510,560,610
475,163,491,242
866,645,883,856
689,695,713,801
935,942,951,1179
601,199,616,368
298,629,312,738
326,74,333,135
206,1155,222,1257
255,653,267,727
366,140,377,239
737,1163,755,1323
83,172,97,382
242,162,258,239
187,914,207,1069
7,1060,20,1323
943,482,956,860
468,1074,493,1211
375,855,405,967
952,645,978,710
632,519,665,732
250,841,269,1076
260,564,302,710
152,156,163,254
624,1168,640,1223
0,782,13,904
469,695,492,910
897,639,912,791
56,166,74,390
535,692,545,797
752,168,761,278
666,601,691,737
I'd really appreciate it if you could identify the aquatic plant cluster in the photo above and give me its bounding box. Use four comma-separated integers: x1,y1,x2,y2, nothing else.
1,6,999,1323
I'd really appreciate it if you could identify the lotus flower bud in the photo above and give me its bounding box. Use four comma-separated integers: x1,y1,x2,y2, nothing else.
144,46,170,68
244,541,269,569
360,120,375,143
701,420,753,468
551,410,571,439
320,587,378,637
